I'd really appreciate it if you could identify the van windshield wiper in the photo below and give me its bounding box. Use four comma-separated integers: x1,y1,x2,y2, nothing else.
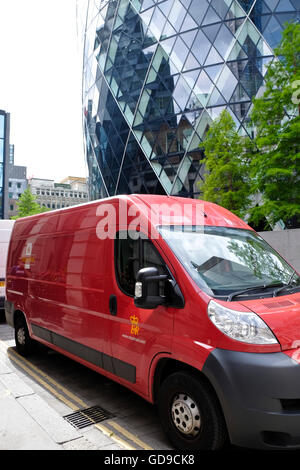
227,282,284,302
273,270,298,297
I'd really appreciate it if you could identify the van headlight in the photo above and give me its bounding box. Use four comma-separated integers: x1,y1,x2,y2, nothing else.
207,300,278,344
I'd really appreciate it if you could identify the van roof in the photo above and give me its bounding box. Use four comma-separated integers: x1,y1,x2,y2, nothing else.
131,194,251,230
13,195,251,231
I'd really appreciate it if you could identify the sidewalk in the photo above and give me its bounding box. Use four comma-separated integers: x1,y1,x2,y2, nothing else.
0,323,124,451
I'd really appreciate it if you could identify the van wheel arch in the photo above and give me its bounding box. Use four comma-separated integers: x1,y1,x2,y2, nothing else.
13,310,27,328
152,358,217,405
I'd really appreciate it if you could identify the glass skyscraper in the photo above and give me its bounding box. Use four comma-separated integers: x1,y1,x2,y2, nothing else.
79,0,300,200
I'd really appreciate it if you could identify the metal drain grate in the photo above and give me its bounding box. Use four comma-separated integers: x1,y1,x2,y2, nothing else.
64,405,114,430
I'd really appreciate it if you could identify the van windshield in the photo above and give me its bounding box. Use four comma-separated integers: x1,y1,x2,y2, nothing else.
159,226,300,300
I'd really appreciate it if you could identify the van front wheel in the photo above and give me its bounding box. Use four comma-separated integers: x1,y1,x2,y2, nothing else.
15,315,36,357
158,371,227,450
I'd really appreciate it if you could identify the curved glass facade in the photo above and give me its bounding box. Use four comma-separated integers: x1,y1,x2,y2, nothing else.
80,0,300,200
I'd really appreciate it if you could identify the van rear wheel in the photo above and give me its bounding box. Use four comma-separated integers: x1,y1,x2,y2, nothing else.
15,315,36,357
158,371,227,450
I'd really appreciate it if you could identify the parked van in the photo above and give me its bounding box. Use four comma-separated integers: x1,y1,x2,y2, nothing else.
5,195,300,450
0,220,15,315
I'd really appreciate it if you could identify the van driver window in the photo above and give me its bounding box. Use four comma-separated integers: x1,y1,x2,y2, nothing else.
115,232,167,297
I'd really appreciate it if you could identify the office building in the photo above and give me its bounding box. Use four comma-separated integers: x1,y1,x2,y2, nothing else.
80,0,300,199
28,177,89,210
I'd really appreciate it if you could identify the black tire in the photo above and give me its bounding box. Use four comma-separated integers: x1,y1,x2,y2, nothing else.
158,371,227,450
15,315,36,357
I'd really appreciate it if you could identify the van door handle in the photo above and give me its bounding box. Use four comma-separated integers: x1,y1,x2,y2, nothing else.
109,295,117,316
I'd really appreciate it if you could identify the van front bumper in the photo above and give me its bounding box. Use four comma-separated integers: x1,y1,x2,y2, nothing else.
202,348,300,449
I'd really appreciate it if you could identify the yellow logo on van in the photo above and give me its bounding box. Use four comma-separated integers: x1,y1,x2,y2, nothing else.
130,315,140,336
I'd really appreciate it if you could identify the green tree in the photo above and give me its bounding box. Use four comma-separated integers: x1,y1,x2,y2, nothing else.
12,188,49,219
249,22,300,228
198,109,253,218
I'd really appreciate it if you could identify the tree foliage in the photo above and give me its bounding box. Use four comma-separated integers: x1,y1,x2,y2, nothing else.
249,22,300,228
198,109,253,219
12,188,49,219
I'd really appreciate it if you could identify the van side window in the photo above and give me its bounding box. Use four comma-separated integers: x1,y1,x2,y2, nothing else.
116,235,140,296
115,232,168,297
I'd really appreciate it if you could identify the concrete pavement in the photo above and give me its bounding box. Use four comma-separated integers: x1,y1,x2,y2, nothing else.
0,321,125,451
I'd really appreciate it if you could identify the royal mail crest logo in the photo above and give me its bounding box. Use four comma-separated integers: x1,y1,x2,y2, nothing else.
130,315,140,336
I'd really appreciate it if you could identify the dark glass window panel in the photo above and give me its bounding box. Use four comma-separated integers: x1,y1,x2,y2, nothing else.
239,0,257,12
168,0,186,31
214,23,235,57
181,29,198,49
202,6,222,25
263,15,283,48
230,101,252,121
275,0,296,11
149,5,166,39
183,52,201,71
216,66,238,101
225,17,247,35
290,0,300,9
205,64,223,82
263,0,280,10
188,0,210,26
180,13,198,32
205,46,223,66
141,0,155,13
173,75,192,111
170,37,189,71
183,69,201,90
261,0,272,13
191,30,212,65
211,0,230,19
116,151,166,196
240,63,264,98
202,23,221,43
276,11,298,25
207,87,227,106
158,0,174,17
194,69,214,99
159,36,176,56
230,83,251,103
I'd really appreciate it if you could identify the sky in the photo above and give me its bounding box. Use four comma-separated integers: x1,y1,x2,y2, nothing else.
0,0,88,182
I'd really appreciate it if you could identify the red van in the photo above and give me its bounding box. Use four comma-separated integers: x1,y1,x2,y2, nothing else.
5,195,300,450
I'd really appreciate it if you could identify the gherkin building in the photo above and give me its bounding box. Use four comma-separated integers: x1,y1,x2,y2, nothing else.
78,0,300,200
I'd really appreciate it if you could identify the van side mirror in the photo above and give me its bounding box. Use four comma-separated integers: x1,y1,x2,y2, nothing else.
134,267,185,309
134,267,167,309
